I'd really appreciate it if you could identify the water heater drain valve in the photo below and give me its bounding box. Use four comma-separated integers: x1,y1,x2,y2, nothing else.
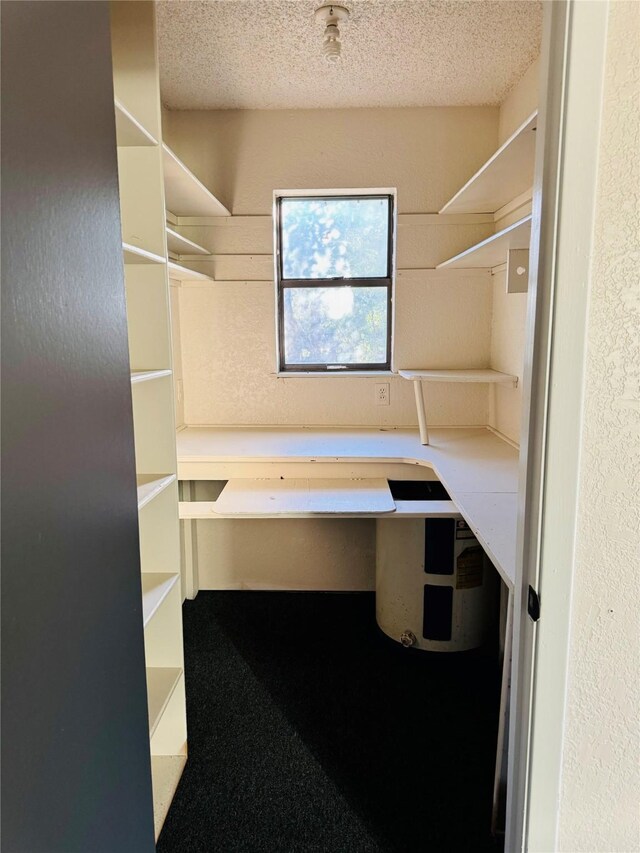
400,630,417,648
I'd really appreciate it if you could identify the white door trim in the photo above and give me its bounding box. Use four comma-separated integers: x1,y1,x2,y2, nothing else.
506,2,610,850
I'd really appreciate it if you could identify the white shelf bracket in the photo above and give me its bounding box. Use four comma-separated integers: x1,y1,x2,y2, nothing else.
413,379,430,445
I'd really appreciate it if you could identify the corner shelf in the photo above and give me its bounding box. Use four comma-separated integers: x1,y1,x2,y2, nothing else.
131,369,172,385
136,473,177,511
162,143,230,218
166,226,210,257
436,215,532,271
399,369,518,445
168,260,213,283
146,668,183,737
439,111,538,215
114,99,158,148
122,243,166,265
141,573,180,627
399,369,518,385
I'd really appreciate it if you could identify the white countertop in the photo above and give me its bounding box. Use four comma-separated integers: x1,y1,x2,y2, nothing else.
176,426,519,587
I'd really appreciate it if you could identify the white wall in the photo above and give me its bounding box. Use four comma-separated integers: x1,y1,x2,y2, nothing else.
557,3,640,849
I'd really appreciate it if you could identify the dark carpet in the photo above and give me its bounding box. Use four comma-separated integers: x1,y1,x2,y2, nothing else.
157,592,502,853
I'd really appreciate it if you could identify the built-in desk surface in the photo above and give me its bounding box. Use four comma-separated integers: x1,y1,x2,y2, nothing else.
176,427,519,587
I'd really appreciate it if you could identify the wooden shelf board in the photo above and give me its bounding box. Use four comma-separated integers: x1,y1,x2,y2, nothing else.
122,242,166,265
131,369,172,385
399,369,517,385
436,215,532,270
167,260,213,282
137,474,176,510
162,143,230,218
141,573,179,627
439,111,538,215
147,668,183,737
114,99,158,147
166,226,210,257
151,755,187,840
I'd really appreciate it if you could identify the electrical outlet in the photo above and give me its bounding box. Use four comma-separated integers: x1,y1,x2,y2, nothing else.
375,383,390,406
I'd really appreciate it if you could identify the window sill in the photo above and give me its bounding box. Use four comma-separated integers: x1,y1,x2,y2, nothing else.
271,371,396,379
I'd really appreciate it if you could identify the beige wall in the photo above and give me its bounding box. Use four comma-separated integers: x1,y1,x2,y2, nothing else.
499,56,540,144
162,106,499,215
558,2,640,849
164,106,508,429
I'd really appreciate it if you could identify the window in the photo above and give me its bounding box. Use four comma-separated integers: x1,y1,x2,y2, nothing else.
275,193,394,372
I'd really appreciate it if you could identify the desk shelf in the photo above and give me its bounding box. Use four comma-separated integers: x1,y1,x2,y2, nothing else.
440,112,537,215
399,369,518,446
399,369,517,385
163,143,230,218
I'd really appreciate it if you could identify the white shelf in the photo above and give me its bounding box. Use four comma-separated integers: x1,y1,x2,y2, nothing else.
147,668,183,737
131,369,172,385
114,99,158,147
214,478,396,516
399,369,518,385
162,143,230,218
399,370,517,446
166,226,210,257
141,573,179,627
436,215,532,270
151,755,187,840
122,242,166,265
136,474,176,510
440,112,538,214
167,260,213,283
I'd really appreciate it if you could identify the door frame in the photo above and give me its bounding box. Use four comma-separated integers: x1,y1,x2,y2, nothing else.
506,2,610,850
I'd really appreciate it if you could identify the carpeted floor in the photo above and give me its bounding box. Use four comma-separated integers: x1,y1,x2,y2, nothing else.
157,592,502,853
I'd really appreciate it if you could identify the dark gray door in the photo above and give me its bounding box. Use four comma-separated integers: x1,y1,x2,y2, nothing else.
1,2,155,850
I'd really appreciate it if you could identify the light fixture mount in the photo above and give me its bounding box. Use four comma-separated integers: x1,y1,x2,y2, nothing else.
314,4,350,64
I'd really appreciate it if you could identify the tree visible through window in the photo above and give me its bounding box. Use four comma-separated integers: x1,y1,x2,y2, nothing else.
276,194,394,371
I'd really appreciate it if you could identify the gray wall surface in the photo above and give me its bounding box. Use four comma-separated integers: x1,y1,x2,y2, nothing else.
1,3,155,850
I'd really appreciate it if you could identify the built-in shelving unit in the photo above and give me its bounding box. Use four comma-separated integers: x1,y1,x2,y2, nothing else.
111,1,187,839
137,473,177,510
437,215,532,270
168,260,213,283
166,226,210,257
122,242,166,265
131,369,173,385
399,369,518,445
141,573,180,627
147,667,183,735
162,143,230,218
114,98,158,147
439,112,538,215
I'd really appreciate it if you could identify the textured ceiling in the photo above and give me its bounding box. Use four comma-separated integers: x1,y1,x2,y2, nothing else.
157,0,542,111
